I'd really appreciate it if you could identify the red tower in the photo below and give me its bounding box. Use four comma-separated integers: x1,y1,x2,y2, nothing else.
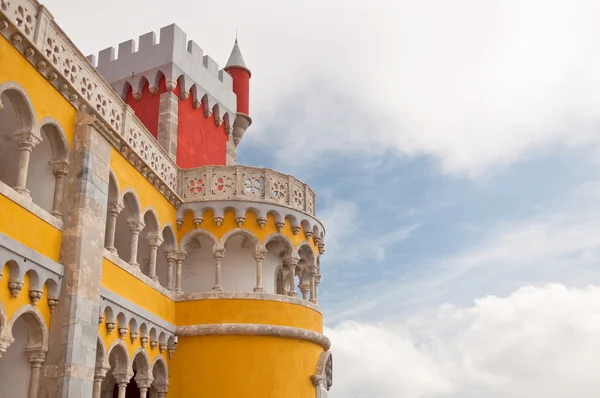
224,39,252,146
88,24,252,168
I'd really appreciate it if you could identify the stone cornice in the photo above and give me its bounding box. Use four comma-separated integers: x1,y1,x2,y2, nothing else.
174,291,322,314
0,0,182,207
176,323,331,350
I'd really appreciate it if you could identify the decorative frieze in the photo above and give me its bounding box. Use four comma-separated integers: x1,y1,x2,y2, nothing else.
181,165,317,216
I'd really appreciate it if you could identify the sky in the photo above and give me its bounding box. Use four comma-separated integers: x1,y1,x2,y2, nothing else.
43,0,600,396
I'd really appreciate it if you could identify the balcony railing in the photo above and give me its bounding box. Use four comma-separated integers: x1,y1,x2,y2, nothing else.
181,166,316,216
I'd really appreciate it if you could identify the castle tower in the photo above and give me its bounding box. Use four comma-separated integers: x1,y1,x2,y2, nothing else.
87,24,250,168
224,39,253,146
0,6,332,398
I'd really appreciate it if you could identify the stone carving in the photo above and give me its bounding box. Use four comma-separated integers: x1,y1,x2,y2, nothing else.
182,166,317,216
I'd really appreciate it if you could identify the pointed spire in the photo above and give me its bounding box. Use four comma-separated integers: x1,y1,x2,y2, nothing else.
225,37,250,75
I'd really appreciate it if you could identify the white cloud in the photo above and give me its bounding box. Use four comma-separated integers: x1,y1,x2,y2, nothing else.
326,284,600,398
325,181,600,322
46,0,600,176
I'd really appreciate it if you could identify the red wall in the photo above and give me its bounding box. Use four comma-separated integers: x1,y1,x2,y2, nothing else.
125,77,228,168
125,78,165,139
176,82,228,168
227,68,250,115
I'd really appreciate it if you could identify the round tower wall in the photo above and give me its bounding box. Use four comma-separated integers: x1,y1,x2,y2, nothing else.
227,68,250,115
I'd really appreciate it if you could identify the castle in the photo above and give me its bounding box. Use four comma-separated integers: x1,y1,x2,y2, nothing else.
0,1,332,397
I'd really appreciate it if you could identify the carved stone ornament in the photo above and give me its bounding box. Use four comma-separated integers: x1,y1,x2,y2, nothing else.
47,297,59,313
29,289,43,305
140,336,149,348
106,322,116,335
8,279,23,298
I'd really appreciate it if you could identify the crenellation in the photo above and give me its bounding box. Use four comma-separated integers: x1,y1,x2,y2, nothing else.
87,23,236,117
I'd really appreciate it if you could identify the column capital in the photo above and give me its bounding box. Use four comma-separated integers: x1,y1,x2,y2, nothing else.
166,251,178,261
134,376,153,390
49,159,70,177
25,346,48,361
94,363,111,381
284,254,299,267
213,247,226,260
253,246,268,261
14,129,41,149
309,266,318,276
176,251,187,261
113,371,133,385
108,200,125,215
147,233,164,248
127,219,145,233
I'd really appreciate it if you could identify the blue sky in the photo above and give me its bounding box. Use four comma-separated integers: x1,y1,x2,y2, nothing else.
47,0,600,396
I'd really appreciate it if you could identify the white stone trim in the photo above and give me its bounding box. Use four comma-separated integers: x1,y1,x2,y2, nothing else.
0,181,63,230
174,291,322,313
176,323,331,350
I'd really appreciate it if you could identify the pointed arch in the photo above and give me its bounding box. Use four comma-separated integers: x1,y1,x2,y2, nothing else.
0,299,7,338
161,224,176,251
6,305,48,349
179,228,218,252
219,228,259,248
263,232,294,256
151,354,169,384
131,347,152,379
107,339,130,374
0,82,36,131
122,189,142,222
36,117,69,161
142,208,160,235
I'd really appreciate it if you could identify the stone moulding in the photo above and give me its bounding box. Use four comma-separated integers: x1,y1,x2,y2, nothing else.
176,323,331,350
0,1,182,207
175,291,322,314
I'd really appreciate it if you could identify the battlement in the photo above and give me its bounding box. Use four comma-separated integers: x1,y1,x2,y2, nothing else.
86,24,237,119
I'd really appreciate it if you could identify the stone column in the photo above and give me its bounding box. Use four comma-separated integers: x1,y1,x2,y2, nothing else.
38,112,112,398
212,247,225,292
147,235,163,281
314,274,321,303
166,252,176,289
135,378,152,398
13,130,41,198
116,382,128,398
26,349,46,398
309,266,317,304
157,91,178,161
128,220,145,267
0,334,14,358
285,256,298,297
50,159,70,218
253,246,268,293
175,252,186,293
92,365,111,398
155,386,168,398
105,201,123,253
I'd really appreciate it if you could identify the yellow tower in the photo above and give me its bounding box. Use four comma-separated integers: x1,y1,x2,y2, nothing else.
0,1,333,397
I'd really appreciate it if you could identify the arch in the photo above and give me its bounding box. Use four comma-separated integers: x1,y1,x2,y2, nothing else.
106,339,130,374
150,70,165,93
313,350,333,391
275,266,285,295
5,305,48,349
142,208,160,234
161,224,176,251
219,228,259,248
120,80,133,100
95,336,108,369
24,268,41,291
0,82,35,131
122,189,142,222
296,241,316,264
212,103,221,122
131,347,151,379
35,117,69,161
179,228,218,252
43,277,59,298
151,355,169,386
263,232,294,256
108,171,121,204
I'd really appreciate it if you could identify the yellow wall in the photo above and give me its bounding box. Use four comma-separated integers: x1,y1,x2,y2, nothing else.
0,195,62,262
176,299,323,333
1,266,53,328
170,335,322,398
0,35,76,142
178,210,320,253
101,258,175,324
110,148,176,230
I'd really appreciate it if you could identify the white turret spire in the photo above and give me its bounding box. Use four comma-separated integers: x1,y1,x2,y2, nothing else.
225,39,250,74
